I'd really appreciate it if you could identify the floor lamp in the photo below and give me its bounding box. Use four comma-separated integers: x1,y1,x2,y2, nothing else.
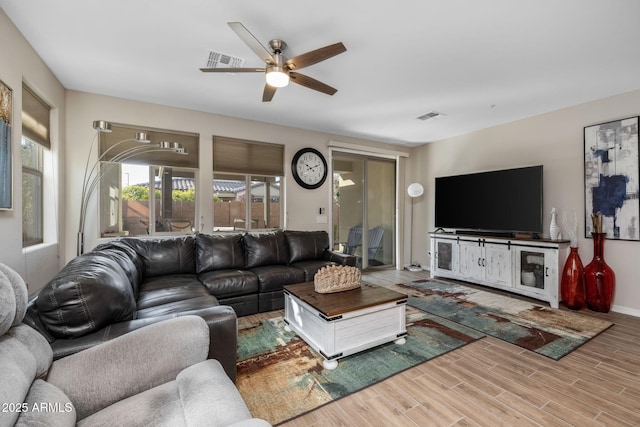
407,182,424,271
77,120,188,255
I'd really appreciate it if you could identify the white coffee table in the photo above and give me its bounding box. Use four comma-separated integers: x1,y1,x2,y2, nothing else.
283,282,407,370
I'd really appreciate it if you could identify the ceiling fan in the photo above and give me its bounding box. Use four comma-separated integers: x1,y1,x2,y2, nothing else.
200,22,346,102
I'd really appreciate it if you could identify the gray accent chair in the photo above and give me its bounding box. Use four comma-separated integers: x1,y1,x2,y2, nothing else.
0,263,271,427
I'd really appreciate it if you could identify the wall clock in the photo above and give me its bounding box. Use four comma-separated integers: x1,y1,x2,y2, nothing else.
291,148,328,189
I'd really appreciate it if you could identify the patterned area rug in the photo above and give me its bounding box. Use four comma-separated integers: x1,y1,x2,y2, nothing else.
236,306,483,425
387,279,613,360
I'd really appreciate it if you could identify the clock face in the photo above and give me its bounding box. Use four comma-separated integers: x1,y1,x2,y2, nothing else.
292,148,328,189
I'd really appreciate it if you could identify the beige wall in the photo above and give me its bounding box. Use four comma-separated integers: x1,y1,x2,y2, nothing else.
0,9,66,292
65,90,409,262
408,89,640,315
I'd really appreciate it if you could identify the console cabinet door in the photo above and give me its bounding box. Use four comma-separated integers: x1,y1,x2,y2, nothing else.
514,247,558,297
484,243,513,287
458,240,483,280
432,238,459,278
430,233,565,308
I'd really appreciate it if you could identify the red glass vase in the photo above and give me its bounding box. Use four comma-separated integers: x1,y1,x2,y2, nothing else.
584,232,615,313
560,247,586,310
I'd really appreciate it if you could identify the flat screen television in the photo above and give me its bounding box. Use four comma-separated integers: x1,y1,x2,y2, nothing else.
434,165,543,236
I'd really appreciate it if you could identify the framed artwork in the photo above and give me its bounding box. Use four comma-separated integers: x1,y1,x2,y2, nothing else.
0,79,12,211
584,116,639,240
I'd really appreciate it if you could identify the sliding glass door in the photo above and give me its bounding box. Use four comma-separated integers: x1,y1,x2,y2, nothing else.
332,153,395,268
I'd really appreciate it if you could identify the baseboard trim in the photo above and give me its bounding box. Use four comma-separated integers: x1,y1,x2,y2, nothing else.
611,304,640,318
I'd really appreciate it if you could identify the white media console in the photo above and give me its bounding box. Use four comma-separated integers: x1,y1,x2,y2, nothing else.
429,233,570,308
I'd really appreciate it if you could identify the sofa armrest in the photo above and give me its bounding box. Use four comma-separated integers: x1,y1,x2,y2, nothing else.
200,305,238,381
323,250,357,266
47,304,238,382
46,315,209,420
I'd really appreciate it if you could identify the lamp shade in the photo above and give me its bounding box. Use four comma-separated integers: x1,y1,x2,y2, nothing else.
407,183,424,198
134,132,150,143
92,120,112,132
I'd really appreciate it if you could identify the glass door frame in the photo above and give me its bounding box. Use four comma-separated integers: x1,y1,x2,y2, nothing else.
329,147,401,269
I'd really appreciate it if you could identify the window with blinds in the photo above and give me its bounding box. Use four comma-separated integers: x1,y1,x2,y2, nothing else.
212,136,284,231
213,135,284,176
22,85,50,149
21,84,50,247
98,123,200,238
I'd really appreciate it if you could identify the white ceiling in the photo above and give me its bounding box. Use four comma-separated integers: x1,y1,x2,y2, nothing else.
3,0,640,146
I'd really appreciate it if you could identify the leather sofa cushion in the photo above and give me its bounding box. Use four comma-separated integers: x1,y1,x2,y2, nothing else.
216,294,258,317
290,260,335,282
244,231,289,268
258,290,285,312
196,233,245,274
93,240,144,298
122,236,196,278
250,265,305,292
136,274,211,310
135,295,219,319
285,230,330,263
198,269,259,298
36,253,136,338
23,299,56,343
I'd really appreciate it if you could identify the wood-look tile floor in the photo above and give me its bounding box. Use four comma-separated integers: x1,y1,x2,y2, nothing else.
240,269,640,427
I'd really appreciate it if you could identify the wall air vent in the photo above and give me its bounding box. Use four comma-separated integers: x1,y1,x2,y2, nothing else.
417,111,446,121
205,50,245,69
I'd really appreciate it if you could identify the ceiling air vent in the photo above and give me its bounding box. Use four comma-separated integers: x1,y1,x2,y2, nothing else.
417,111,446,121
205,50,245,69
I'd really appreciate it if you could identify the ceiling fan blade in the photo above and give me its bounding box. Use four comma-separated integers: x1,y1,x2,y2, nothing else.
200,67,265,73
262,84,277,102
290,72,337,96
228,22,275,64
285,42,346,70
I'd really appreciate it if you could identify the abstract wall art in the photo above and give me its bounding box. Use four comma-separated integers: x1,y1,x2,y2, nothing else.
584,116,639,240
0,79,12,211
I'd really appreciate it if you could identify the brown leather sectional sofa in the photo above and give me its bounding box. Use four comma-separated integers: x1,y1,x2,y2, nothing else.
23,230,355,382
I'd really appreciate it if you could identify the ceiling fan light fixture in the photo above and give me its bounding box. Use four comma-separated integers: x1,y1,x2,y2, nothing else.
266,66,290,88
202,23,345,100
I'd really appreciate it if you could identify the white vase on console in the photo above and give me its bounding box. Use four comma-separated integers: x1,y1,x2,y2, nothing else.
550,207,561,240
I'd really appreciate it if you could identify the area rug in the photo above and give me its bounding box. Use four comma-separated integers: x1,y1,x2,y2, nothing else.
387,279,613,360
236,306,483,425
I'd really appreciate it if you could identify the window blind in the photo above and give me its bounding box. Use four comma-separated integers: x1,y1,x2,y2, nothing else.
100,123,199,168
213,135,284,176
21,84,51,149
